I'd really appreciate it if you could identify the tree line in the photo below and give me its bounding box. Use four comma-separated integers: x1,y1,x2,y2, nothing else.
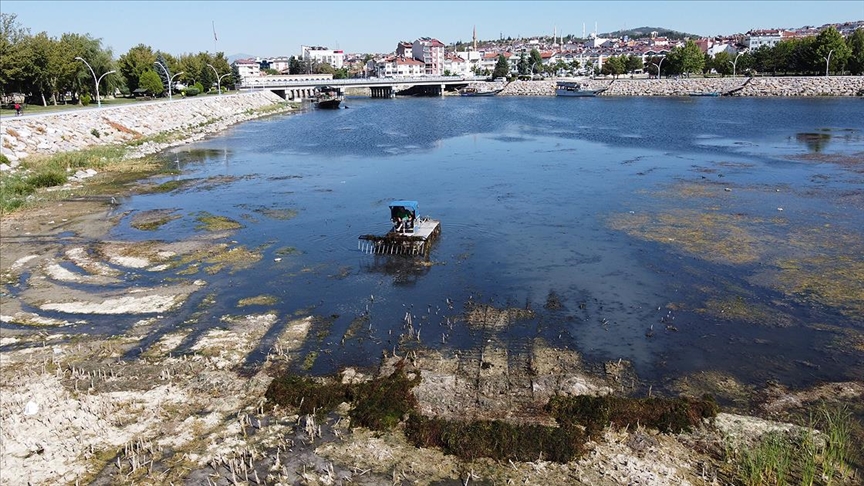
1,13,235,106
605,26,864,78
487,26,863,80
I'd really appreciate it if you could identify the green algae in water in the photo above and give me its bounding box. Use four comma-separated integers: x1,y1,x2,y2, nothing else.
194,212,242,231
237,295,278,307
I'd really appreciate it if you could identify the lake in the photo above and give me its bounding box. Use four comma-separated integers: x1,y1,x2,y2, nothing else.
107,95,864,392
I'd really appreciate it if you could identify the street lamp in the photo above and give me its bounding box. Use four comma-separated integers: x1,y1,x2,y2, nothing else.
207,64,232,95
824,49,835,77
729,51,743,77
651,57,665,80
75,57,115,108
154,61,184,100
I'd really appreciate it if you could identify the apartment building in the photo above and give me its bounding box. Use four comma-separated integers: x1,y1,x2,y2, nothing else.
412,37,446,75
301,45,345,70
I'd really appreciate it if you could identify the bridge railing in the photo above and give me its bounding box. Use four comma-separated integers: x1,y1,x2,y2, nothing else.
240,75,486,89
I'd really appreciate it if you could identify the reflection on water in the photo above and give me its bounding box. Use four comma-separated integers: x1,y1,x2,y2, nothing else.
795,132,832,152
16,97,863,392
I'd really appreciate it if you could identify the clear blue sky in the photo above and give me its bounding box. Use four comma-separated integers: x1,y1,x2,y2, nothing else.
3,1,862,57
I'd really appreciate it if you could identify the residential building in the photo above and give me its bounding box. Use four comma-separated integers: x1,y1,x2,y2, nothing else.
371,55,425,77
745,29,785,50
412,37,446,75
301,45,345,70
232,58,260,79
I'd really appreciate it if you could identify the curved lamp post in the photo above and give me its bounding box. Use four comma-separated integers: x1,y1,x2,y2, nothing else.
824,49,835,77
75,57,115,108
154,61,184,100
207,64,232,95
729,51,743,77
651,57,665,79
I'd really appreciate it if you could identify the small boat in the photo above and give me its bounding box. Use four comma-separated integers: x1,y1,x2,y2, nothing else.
688,91,720,97
460,87,503,97
358,201,441,256
315,87,342,109
555,81,606,97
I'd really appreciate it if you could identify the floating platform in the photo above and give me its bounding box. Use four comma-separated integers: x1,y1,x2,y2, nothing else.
358,200,441,256
358,218,441,256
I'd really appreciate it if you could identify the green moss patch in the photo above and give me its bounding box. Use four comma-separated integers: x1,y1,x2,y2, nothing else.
194,212,242,231
237,295,278,307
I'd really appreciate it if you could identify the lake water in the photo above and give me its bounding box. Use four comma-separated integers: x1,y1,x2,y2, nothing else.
106,95,863,391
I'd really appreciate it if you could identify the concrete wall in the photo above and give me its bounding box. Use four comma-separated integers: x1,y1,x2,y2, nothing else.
1,91,291,162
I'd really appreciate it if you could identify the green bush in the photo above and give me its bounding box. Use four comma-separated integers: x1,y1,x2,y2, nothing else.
0,154,9,165
29,170,68,188
90,128,101,138
194,82,204,93
184,87,199,97
80,93,91,106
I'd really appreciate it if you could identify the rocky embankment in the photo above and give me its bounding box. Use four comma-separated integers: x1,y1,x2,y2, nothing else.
499,75,864,97
0,91,292,164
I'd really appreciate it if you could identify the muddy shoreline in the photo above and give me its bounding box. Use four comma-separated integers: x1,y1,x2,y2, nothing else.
2,100,862,485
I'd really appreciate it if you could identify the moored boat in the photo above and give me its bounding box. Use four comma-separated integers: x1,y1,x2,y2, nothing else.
460,87,504,97
358,201,441,256
555,81,606,97
316,87,343,109
688,91,720,97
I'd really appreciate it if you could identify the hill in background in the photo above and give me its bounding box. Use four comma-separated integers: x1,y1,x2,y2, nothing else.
600,26,698,40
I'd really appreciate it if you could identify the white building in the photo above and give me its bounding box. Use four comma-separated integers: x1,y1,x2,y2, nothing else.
232,58,260,79
371,56,425,78
745,30,785,50
442,53,469,76
263,56,292,73
301,45,344,70
412,37,446,75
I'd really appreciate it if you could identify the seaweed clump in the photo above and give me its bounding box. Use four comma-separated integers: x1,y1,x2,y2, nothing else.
546,394,719,437
265,362,720,465
264,361,419,430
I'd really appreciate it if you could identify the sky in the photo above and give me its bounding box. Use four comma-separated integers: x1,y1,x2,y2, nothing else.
3,1,863,58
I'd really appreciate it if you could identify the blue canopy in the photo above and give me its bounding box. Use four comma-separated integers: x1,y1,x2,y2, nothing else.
389,200,418,212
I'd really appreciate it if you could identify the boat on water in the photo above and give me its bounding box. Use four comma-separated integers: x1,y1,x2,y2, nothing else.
555,81,606,97
358,201,441,256
688,91,720,97
315,87,343,109
460,87,504,97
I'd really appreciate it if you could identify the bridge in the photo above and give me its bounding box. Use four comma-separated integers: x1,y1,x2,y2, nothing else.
238,75,485,100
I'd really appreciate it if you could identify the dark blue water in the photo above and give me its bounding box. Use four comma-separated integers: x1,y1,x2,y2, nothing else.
54,96,864,389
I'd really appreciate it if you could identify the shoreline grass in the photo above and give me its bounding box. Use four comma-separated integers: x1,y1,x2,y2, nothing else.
0,101,294,214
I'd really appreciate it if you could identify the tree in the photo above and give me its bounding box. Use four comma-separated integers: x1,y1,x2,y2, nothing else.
813,26,851,74
0,13,30,92
138,69,163,95
118,44,155,92
625,54,643,74
645,56,667,78
712,51,732,76
847,28,864,75
517,51,530,75
288,56,303,74
529,48,542,72
601,55,626,78
667,40,704,76
492,54,510,78
154,53,171,87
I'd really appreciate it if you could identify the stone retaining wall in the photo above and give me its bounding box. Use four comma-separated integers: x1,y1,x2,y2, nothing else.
1,91,290,162
499,76,864,97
